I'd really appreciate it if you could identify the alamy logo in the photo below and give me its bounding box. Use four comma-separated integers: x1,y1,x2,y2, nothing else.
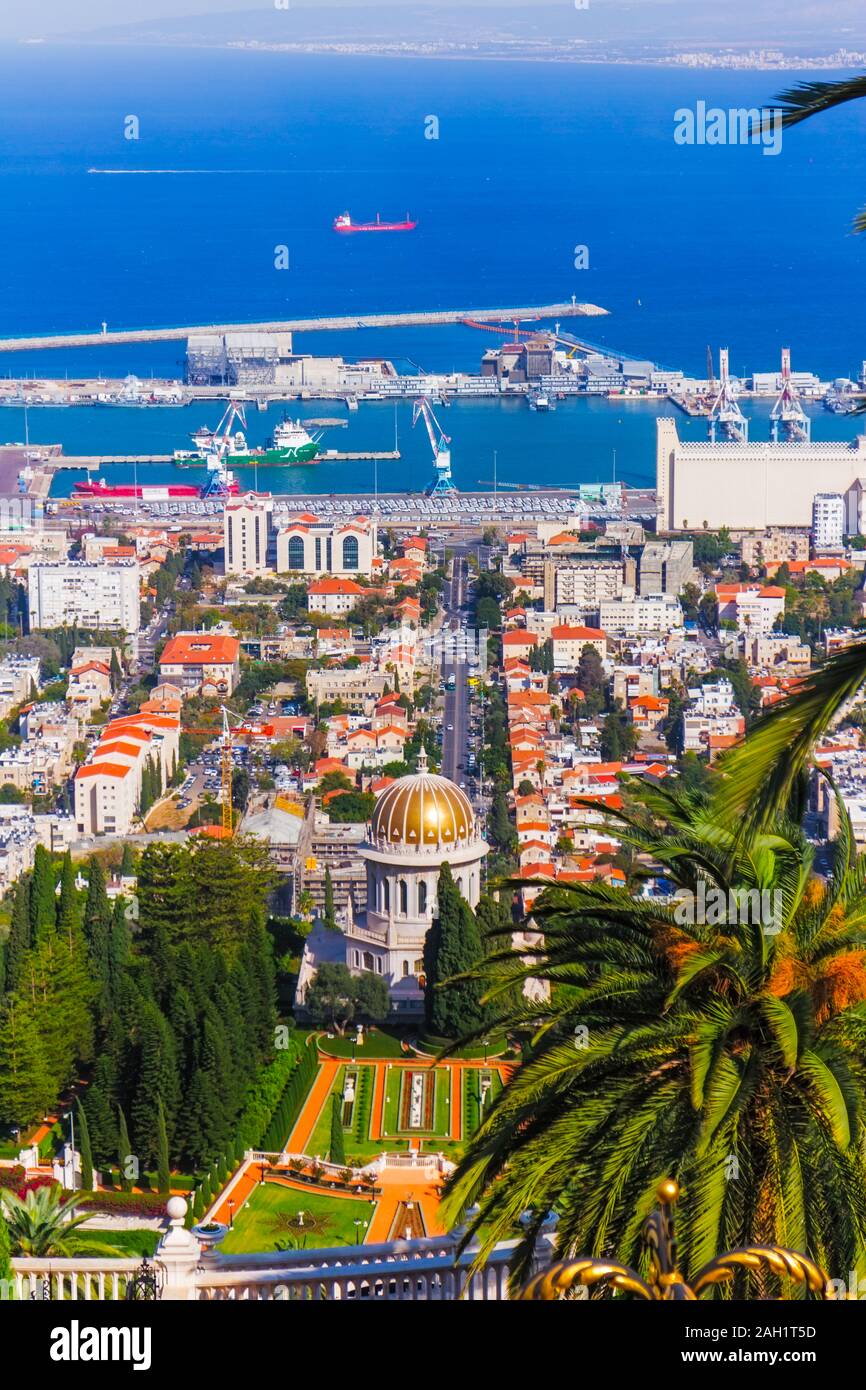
0,495,43,531
674,102,783,156
49,1321,152,1371
674,882,783,935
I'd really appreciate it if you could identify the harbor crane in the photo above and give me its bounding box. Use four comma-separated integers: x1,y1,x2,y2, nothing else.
771,347,810,442
708,347,748,444
413,395,456,496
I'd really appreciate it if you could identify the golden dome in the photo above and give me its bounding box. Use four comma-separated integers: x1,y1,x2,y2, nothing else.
370,757,475,851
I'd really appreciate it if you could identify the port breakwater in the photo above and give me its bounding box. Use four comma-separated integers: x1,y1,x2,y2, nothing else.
0,302,607,354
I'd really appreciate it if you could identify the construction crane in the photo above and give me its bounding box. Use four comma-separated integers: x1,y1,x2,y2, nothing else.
220,706,235,836
460,316,541,342
708,347,748,444
771,347,810,442
413,395,456,496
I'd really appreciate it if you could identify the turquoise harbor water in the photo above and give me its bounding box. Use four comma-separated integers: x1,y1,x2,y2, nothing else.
22,397,866,499
0,44,864,492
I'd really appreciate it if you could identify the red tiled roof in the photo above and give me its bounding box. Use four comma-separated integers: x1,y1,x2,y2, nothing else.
551,625,606,641
161,634,240,665
76,762,132,780
308,578,365,596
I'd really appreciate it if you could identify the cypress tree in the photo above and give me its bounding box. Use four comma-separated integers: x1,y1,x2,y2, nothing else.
329,1092,345,1165
117,1106,133,1191
131,1002,179,1167
110,646,122,690
105,898,131,1013
30,845,56,946
5,877,31,994
56,849,78,947
76,1098,93,1191
120,842,136,877
423,863,487,1039
156,1097,171,1193
323,867,336,931
83,856,112,987
83,1054,118,1165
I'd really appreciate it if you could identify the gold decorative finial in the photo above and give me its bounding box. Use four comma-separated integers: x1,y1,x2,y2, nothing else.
518,1178,835,1302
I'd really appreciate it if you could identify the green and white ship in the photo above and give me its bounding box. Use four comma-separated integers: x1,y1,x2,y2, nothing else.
184,404,322,468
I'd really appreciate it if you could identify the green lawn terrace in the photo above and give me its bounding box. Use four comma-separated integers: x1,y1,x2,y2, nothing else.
220,1184,376,1255
302,1058,505,1163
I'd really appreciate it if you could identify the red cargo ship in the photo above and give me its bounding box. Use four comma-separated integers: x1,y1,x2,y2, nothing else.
73,478,239,500
333,211,417,234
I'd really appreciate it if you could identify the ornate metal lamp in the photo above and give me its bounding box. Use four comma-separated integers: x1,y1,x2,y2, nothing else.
519,1178,835,1301
125,1255,162,1302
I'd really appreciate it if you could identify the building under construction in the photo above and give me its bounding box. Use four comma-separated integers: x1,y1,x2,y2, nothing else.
185,331,296,386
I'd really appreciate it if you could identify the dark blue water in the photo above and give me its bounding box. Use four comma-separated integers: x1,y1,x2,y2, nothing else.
0,43,864,488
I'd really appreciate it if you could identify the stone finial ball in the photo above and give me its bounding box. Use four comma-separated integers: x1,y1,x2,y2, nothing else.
166,1196,187,1221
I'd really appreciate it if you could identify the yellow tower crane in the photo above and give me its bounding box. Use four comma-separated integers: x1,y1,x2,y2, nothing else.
221,705,237,837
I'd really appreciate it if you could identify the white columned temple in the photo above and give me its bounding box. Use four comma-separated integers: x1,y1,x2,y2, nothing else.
297,751,488,1016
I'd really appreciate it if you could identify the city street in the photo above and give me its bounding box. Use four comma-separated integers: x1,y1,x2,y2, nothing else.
440,553,473,792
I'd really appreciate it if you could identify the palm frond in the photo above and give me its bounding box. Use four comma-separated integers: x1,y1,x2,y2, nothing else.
713,639,866,842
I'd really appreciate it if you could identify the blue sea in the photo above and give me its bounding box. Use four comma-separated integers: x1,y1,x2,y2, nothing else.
0,43,864,493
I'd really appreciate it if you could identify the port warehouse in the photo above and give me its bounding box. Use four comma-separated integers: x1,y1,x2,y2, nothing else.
657,417,866,533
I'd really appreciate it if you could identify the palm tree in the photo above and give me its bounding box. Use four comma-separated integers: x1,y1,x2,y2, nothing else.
1,1185,120,1258
439,777,866,1287
713,637,866,843
768,75,866,230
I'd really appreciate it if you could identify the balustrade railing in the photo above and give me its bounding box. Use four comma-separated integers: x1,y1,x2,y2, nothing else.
7,1199,555,1303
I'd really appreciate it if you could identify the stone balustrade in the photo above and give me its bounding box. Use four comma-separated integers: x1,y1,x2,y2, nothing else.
7,1198,556,1302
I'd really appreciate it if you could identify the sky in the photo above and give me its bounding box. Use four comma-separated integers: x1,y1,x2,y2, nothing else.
2,0,864,45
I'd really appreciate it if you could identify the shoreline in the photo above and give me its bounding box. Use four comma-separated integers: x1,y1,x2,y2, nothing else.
11,41,865,73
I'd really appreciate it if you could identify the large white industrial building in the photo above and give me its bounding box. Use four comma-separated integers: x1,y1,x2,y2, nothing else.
656,418,866,534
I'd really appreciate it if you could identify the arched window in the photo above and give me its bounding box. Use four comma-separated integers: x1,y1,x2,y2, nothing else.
399,880,408,914
383,878,390,912
414,958,425,976
418,881,428,915
287,535,305,571
363,951,374,971
342,535,359,570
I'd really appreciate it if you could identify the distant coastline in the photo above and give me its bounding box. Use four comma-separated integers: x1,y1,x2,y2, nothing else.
18,39,866,72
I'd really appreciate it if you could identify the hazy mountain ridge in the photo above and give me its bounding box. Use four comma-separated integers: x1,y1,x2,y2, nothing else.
51,2,866,53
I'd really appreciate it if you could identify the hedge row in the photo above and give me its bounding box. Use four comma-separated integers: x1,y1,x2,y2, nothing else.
79,1190,169,1217
189,1037,318,1222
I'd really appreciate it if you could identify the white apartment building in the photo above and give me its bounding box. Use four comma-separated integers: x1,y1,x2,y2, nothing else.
812,493,846,553
689,680,737,716
0,806,38,891
224,494,274,578
545,560,624,614
598,592,684,637
74,712,180,836
716,583,785,634
28,561,140,634
0,656,41,718
550,624,608,671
